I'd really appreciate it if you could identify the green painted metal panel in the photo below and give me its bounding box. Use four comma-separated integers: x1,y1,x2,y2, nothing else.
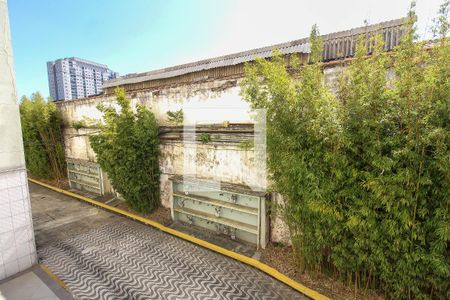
67,159,103,195
171,177,268,249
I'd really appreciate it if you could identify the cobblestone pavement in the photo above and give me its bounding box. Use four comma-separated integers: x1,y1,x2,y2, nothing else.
30,183,308,300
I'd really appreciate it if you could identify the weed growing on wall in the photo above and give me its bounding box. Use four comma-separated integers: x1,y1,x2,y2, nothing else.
19,92,66,182
71,120,84,130
199,132,211,144
89,88,160,213
240,3,449,298
166,109,184,125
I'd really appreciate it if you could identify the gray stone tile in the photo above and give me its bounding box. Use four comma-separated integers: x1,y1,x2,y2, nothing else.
0,271,58,300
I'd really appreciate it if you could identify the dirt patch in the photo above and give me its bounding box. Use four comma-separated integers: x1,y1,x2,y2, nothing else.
116,203,172,226
260,243,384,300
28,175,69,190
144,206,172,226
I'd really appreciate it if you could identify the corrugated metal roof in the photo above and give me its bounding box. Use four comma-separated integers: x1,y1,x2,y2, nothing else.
104,18,407,88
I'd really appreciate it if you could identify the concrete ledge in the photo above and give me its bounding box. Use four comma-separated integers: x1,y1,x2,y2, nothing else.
0,265,73,300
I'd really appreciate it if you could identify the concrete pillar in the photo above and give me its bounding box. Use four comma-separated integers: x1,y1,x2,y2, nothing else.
0,0,37,280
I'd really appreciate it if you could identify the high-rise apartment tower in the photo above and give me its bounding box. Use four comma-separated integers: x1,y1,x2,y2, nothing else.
47,57,118,101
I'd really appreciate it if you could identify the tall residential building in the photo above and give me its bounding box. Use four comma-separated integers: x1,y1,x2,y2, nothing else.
47,57,119,101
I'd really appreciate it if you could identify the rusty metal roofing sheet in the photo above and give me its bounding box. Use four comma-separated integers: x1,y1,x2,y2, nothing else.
104,18,407,88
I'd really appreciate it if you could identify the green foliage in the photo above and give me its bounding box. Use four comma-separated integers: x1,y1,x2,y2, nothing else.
19,93,66,181
240,5,449,299
89,88,160,213
72,120,84,130
166,109,184,125
199,132,211,144
72,116,99,130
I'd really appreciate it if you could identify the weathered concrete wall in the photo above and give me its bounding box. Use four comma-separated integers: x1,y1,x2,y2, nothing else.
57,79,258,183
57,77,259,196
159,142,261,207
63,128,97,161
58,79,252,126
56,63,346,244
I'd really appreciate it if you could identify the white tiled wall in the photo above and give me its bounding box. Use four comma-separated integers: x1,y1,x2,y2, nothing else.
0,168,37,280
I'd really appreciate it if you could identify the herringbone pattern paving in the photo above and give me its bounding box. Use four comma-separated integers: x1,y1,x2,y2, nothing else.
38,220,307,300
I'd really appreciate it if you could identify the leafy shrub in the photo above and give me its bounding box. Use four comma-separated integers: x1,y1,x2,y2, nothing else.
19,93,66,181
240,4,449,299
89,88,160,213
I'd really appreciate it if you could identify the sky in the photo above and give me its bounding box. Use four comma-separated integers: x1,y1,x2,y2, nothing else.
8,0,445,99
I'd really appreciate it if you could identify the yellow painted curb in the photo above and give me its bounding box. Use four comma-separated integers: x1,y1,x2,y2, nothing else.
40,264,67,289
29,178,329,300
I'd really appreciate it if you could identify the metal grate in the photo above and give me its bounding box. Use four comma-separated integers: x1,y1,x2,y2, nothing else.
67,159,103,195
170,176,268,249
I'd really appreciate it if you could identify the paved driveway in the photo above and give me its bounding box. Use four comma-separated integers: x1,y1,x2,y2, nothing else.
30,182,307,300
